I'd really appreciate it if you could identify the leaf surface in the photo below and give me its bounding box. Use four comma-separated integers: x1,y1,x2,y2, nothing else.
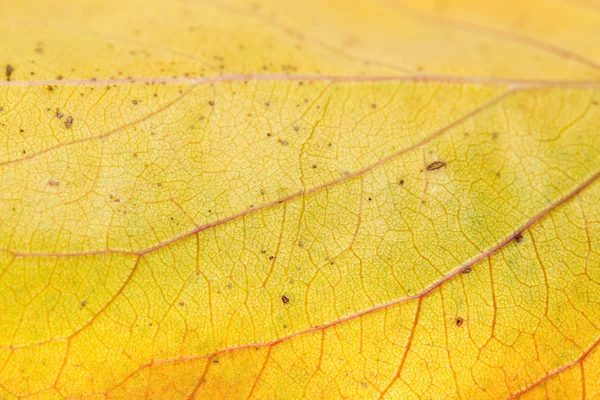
1,0,600,398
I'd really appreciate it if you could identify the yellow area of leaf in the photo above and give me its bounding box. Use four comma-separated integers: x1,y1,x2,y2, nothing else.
0,0,599,398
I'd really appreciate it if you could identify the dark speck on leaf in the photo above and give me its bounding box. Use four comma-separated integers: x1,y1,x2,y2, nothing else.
427,161,447,171
462,267,472,274
65,116,73,129
5,64,14,81
208,101,215,106
515,232,524,244
455,317,464,327
281,295,290,304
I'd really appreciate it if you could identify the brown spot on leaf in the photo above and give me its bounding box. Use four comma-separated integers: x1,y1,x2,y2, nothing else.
455,317,464,327
47,179,59,187
65,116,73,129
281,295,290,304
514,232,524,244
427,161,447,171
5,64,14,81
462,267,472,274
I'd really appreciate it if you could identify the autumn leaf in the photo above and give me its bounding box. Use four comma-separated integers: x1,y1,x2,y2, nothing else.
0,0,599,398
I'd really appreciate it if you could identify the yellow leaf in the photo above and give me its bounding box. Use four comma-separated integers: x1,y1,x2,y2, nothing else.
1,0,599,398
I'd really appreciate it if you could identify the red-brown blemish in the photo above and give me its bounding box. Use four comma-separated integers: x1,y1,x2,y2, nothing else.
515,232,524,243
5,64,14,81
427,161,447,171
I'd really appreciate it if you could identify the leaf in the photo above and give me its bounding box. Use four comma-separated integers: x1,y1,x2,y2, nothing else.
0,0,599,398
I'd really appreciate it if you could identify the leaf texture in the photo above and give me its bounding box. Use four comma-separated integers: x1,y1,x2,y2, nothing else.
0,0,600,398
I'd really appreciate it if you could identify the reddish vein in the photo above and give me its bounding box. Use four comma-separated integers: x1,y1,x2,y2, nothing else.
109,167,600,388
1,73,599,88
6,89,515,258
394,0,600,73
0,84,199,167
